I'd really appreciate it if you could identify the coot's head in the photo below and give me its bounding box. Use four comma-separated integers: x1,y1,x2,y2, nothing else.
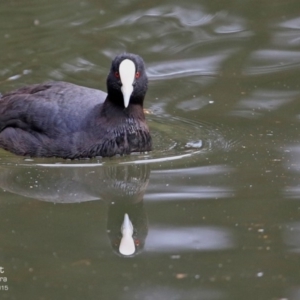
106,53,148,108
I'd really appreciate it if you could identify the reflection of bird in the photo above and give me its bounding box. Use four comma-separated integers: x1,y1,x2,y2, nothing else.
104,163,150,256
0,162,150,256
0,53,151,158
97,163,150,203
107,202,148,257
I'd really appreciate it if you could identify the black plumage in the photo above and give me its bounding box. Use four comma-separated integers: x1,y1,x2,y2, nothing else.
0,53,151,159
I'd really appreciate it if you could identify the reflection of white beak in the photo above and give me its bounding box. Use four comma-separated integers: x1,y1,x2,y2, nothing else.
119,59,136,108
119,213,135,256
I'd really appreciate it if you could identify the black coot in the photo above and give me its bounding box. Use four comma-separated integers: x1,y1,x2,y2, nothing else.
0,53,151,159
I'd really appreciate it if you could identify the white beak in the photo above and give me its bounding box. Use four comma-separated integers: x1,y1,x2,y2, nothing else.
119,59,136,108
119,213,135,256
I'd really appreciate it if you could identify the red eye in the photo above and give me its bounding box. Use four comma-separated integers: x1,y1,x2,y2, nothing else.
115,71,120,78
135,72,140,79
135,239,140,246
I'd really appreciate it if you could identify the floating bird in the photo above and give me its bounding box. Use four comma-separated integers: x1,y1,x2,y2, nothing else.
0,53,151,159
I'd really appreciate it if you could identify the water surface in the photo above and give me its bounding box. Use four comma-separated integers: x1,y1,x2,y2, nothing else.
0,0,300,299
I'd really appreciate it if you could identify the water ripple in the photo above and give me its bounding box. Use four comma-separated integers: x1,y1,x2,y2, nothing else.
147,51,235,80
146,226,235,252
244,50,300,75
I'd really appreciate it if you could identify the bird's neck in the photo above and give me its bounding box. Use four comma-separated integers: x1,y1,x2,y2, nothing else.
103,97,145,119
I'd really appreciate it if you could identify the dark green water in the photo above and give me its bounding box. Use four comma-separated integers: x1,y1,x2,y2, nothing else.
0,0,300,299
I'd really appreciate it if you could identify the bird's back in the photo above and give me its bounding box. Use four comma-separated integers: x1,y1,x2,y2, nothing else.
0,81,107,136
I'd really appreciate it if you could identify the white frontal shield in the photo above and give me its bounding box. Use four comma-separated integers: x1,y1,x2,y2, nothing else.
119,59,136,108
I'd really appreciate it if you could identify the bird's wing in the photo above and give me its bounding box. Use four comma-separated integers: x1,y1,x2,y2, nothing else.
0,81,107,137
